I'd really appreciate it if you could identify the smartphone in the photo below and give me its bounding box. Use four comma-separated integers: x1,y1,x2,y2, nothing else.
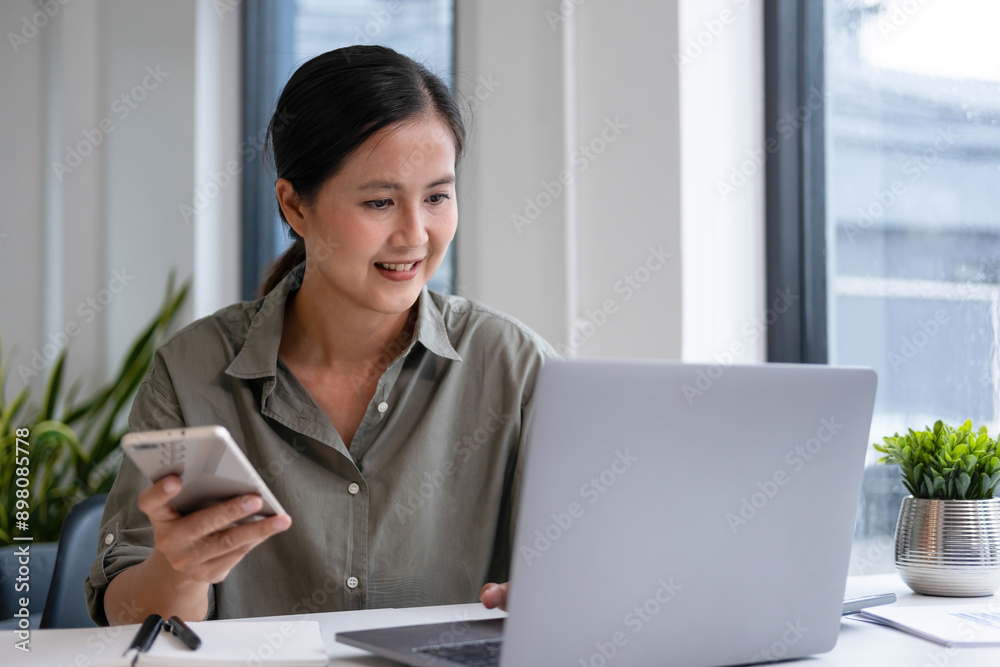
121,425,286,519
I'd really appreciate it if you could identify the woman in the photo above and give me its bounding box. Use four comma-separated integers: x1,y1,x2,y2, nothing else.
86,45,556,625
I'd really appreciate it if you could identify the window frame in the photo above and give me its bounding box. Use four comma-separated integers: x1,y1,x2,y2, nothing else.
764,0,828,364
241,0,295,301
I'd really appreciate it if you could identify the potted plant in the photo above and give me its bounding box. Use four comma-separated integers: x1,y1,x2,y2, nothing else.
0,274,187,625
874,419,1000,596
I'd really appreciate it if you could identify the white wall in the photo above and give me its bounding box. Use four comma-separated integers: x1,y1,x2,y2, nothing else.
1,0,48,396
0,0,240,401
455,0,684,358
453,0,573,348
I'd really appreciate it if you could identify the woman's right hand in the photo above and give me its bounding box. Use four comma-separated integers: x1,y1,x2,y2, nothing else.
137,475,292,584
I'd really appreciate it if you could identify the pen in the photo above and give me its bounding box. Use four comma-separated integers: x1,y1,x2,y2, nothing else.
123,614,163,665
166,615,202,650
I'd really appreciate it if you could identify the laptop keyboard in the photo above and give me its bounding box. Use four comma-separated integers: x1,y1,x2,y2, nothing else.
414,638,502,666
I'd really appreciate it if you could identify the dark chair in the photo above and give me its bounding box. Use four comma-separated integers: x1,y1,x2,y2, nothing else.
39,494,108,629
0,542,58,630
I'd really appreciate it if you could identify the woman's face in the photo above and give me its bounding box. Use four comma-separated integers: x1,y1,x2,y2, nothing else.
282,115,458,318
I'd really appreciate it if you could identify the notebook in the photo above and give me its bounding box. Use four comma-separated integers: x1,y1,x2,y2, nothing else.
858,604,1000,647
11,619,328,667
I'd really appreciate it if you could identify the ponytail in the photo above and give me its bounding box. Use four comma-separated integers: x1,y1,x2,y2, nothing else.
259,237,306,298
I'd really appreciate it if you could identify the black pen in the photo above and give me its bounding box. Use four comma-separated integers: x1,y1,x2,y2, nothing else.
166,615,202,650
123,614,163,665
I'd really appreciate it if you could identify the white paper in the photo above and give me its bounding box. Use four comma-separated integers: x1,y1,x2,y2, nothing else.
140,620,328,666
860,604,1000,647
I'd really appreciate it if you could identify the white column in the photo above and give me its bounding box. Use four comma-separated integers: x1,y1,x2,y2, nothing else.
454,0,572,347
193,0,242,319
679,0,766,365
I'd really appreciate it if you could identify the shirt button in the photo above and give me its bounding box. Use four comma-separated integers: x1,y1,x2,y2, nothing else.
104,533,114,546
348,482,360,495
377,401,388,413
346,576,359,589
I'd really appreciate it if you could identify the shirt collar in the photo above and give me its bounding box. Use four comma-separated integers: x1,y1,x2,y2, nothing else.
226,262,461,380
413,286,463,362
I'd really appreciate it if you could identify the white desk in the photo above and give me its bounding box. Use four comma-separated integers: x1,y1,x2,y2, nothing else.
9,574,1000,665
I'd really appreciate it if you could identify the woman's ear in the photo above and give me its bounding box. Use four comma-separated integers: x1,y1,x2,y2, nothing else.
276,178,308,238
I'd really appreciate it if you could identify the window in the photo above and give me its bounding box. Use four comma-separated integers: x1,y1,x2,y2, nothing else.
241,0,456,300
768,0,1000,574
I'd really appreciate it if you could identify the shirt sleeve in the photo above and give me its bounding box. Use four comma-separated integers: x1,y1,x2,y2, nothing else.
486,336,560,585
85,354,217,625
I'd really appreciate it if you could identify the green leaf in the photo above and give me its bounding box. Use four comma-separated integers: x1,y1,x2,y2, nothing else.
923,473,936,497
989,457,1000,475
0,274,189,546
40,350,67,421
957,472,972,499
988,471,1000,497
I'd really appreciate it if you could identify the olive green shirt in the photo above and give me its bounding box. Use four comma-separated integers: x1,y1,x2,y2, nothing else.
85,262,556,624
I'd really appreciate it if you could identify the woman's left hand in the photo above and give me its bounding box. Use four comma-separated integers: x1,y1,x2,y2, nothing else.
479,582,509,610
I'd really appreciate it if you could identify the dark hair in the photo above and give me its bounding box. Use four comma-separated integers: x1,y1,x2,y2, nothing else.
259,45,467,296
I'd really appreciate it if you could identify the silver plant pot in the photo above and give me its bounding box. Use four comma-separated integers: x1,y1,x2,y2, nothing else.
895,496,1000,596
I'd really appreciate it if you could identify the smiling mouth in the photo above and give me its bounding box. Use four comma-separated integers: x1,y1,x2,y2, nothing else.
374,261,419,271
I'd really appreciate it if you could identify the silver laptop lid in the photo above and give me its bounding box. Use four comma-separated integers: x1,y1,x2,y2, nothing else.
501,360,876,667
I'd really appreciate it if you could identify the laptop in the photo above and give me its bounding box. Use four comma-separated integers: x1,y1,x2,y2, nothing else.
337,360,878,666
